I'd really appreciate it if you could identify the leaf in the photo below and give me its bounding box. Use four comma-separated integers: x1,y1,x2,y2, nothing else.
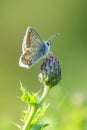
31,123,49,130
31,103,49,125
20,82,37,106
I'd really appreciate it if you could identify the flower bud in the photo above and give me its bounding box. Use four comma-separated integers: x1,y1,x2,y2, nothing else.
39,56,61,88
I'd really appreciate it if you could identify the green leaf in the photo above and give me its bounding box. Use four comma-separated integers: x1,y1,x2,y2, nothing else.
31,123,49,130
31,104,49,125
20,82,37,106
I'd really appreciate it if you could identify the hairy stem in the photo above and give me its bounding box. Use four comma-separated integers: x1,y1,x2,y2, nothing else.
23,106,35,130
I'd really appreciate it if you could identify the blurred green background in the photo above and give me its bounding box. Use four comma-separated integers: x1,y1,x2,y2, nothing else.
0,0,87,130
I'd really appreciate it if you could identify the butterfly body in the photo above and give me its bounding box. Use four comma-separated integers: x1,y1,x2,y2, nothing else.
19,27,51,69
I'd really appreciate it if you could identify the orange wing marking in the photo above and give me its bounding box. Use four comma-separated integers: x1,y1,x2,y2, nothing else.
21,50,32,66
22,56,32,66
27,28,32,48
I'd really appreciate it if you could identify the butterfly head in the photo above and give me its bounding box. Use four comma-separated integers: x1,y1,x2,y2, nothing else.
45,41,51,48
46,41,51,47
46,41,51,46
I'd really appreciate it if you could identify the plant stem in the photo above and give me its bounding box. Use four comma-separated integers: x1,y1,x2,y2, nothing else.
22,85,50,130
23,106,35,130
37,85,50,107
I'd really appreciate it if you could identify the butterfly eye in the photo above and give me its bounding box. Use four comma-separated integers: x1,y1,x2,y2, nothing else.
47,42,50,46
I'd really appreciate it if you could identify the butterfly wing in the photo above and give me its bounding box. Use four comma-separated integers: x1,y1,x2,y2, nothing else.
22,27,44,53
19,27,47,68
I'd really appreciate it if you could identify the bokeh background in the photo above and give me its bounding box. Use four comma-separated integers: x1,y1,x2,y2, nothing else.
0,0,87,130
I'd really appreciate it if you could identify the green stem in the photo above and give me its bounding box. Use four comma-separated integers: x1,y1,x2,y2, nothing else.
23,106,35,130
22,85,50,130
37,85,50,107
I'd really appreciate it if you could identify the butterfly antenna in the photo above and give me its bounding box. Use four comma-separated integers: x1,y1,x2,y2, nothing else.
47,33,59,42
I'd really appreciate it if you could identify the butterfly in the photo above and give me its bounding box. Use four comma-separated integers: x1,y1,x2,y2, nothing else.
19,26,58,69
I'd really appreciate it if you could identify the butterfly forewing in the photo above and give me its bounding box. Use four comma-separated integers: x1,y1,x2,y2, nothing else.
22,27,43,53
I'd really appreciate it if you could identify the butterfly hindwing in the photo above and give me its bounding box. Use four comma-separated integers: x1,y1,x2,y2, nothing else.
20,43,46,68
